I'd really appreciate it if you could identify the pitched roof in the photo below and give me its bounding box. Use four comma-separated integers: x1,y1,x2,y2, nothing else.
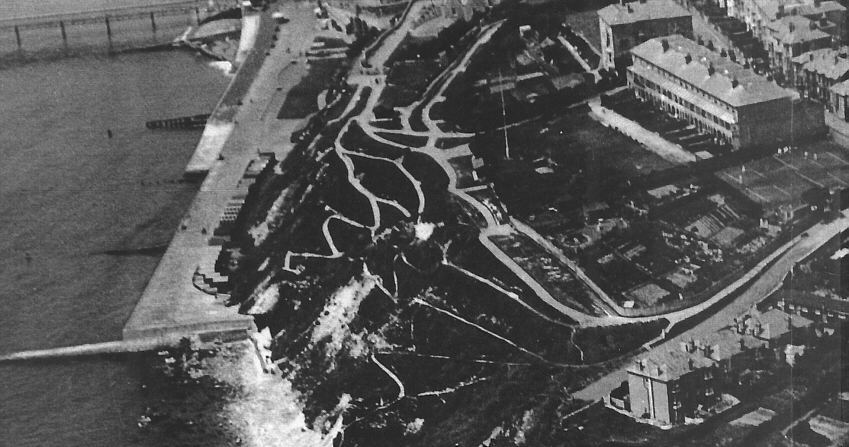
767,15,831,44
777,289,849,313
795,0,845,16
598,0,691,26
628,309,811,381
793,48,849,80
831,79,849,95
629,35,795,107
753,0,845,21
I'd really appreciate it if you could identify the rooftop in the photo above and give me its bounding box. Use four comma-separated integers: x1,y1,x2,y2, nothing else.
831,78,849,95
777,289,849,314
793,47,849,80
629,35,795,107
598,0,691,26
753,0,845,21
766,15,831,44
628,309,812,381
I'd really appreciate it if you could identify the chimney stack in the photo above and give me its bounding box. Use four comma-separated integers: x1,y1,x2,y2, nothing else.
708,63,716,76
789,22,796,32
778,5,785,17
685,53,692,63
810,20,818,30
662,39,670,51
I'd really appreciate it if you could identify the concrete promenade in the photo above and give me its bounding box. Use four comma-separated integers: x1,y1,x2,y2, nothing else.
123,1,324,341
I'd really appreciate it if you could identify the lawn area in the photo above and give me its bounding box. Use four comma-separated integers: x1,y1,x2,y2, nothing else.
377,59,443,110
501,106,675,178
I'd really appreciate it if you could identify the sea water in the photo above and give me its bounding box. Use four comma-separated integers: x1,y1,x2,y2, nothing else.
0,49,231,446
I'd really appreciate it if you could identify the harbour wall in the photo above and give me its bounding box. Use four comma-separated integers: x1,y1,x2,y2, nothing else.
0,1,221,55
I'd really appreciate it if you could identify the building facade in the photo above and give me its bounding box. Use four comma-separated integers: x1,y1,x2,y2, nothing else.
598,0,693,70
830,79,849,120
627,35,821,150
765,15,833,80
792,47,849,98
623,310,812,426
728,0,846,44
774,290,849,324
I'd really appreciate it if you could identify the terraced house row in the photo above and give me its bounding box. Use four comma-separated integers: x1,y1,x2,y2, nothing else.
627,34,824,150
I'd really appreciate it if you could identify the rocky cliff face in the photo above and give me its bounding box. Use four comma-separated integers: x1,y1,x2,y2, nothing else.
216,13,665,445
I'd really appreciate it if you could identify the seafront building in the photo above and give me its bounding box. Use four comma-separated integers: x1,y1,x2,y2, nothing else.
612,309,813,426
598,0,694,70
626,35,824,150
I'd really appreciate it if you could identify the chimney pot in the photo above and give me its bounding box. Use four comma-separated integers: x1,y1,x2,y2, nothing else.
685,53,692,63
662,39,670,51
732,77,740,88
708,63,716,76
810,20,817,30
789,22,796,32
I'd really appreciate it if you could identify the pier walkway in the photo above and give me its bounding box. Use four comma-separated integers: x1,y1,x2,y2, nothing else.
0,338,179,363
0,0,211,30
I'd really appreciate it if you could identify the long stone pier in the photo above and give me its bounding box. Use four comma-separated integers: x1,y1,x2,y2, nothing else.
0,339,178,363
0,0,209,31
0,0,233,53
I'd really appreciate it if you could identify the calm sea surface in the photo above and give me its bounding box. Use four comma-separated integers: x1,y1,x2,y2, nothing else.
0,50,230,446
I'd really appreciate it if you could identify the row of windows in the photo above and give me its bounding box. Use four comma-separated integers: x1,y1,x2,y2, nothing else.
632,74,735,130
634,57,736,114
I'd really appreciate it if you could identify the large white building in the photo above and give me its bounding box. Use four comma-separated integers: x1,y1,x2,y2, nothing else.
628,35,825,149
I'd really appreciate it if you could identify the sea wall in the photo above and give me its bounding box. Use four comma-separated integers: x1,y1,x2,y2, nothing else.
0,2,214,56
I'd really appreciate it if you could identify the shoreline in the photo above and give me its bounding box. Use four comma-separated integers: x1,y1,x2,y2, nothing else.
123,0,328,347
